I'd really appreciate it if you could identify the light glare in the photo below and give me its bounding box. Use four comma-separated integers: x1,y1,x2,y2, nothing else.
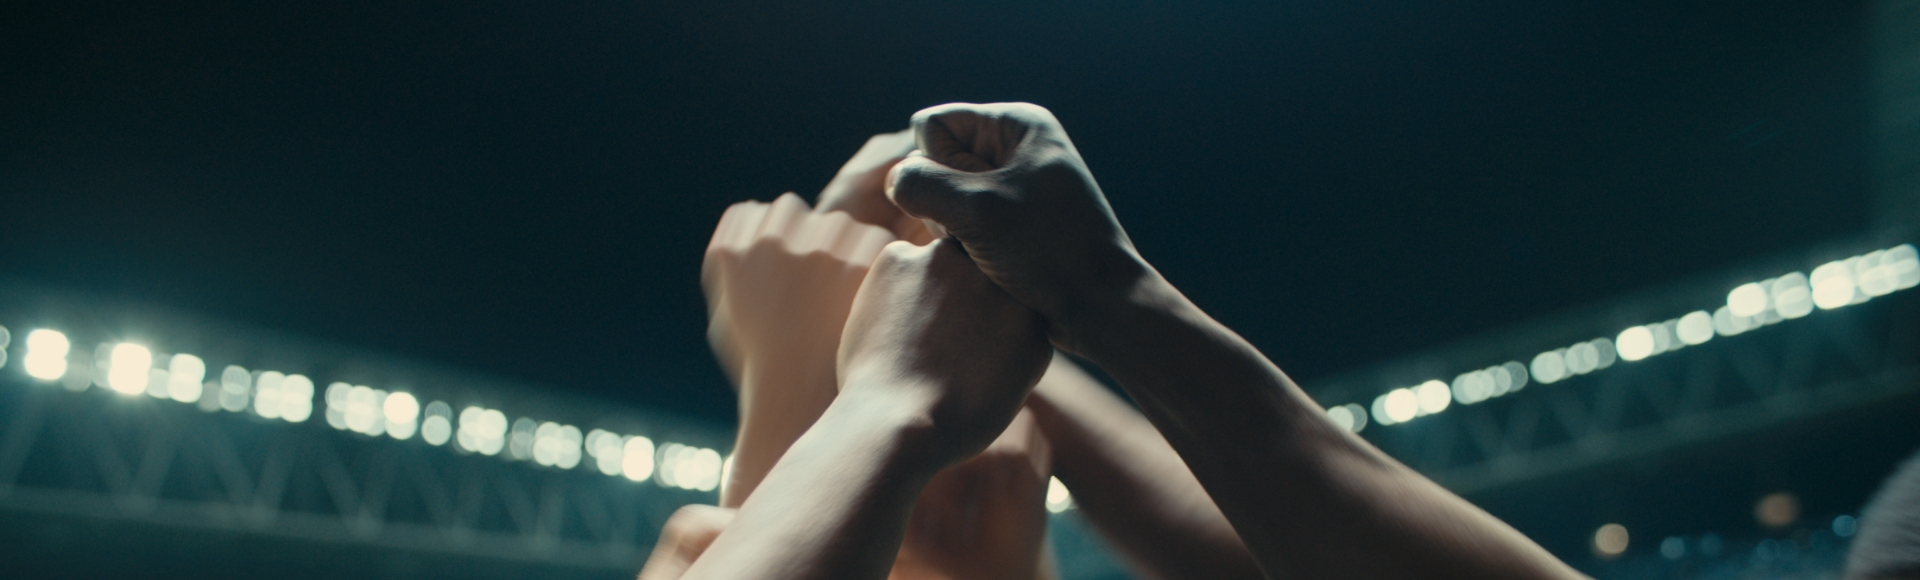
107,343,154,395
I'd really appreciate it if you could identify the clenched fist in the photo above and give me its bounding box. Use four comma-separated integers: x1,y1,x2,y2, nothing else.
886,103,1149,354
837,238,1053,464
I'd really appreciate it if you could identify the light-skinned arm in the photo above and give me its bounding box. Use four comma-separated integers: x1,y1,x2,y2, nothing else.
679,238,1053,580
887,102,1587,580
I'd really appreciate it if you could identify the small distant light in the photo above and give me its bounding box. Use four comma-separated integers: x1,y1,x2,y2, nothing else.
1565,342,1599,375
1371,393,1397,426
1675,311,1714,345
622,436,656,482
1660,536,1686,560
1384,388,1419,424
107,343,154,395
383,392,420,426
1415,380,1450,415
219,366,251,412
1811,261,1856,310
477,410,507,455
1046,477,1074,513
1454,370,1488,405
555,425,584,469
421,415,452,446
167,354,206,403
1615,326,1655,362
690,447,722,491
1326,406,1355,431
1649,320,1677,355
1594,523,1629,558
1712,306,1750,337
1591,338,1617,370
1342,403,1368,433
511,418,538,461
280,374,314,423
1530,350,1567,384
254,371,286,418
1886,244,1918,289
1501,361,1530,392
23,329,71,380
1728,283,1769,317
1755,492,1800,528
1771,273,1814,318
594,433,625,476
656,443,685,487
1833,514,1858,537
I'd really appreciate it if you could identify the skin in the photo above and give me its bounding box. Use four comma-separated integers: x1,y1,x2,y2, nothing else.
1026,353,1262,580
805,133,1262,580
695,134,1056,580
677,238,1052,580
887,102,1589,580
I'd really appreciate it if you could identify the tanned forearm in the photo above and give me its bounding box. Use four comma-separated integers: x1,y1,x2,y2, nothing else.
1025,354,1262,580
680,389,942,580
1071,268,1586,580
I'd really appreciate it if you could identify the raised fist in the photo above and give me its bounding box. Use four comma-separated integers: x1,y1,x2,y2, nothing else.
837,238,1053,463
886,103,1148,354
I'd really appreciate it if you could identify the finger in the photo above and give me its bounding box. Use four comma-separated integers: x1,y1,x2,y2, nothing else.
816,129,916,224
708,201,769,252
887,154,978,234
912,103,1048,172
753,192,812,241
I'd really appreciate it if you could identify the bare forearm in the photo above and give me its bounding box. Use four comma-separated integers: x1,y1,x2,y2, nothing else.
682,391,940,580
1074,270,1583,580
1026,355,1261,580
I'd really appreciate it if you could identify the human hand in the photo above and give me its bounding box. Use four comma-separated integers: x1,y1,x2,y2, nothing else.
816,129,937,244
885,103,1148,354
637,505,737,580
702,192,898,505
892,409,1054,580
837,238,1053,464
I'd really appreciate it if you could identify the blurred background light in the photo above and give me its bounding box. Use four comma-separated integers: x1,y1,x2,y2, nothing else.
23,329,70,380
1615,326,1655,362
107,343,152,395
1594,523,1630,558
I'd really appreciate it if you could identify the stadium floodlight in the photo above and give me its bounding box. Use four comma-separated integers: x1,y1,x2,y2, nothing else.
23,329,71,380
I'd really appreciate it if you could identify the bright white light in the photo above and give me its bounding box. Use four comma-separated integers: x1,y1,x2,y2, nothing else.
690,448,722,491
383,392,419,425
107,343,153,395
1384,388,1419,424
1771,273,1813,319
1615,326,1655,362
1728,283,1769,317
167,354,206,403
1415,380,1450,415
622,437,656,482
656,443,685,487
1327,406,1355,431
23,329,71,380
1888,244,1919,290
1565,342,1598,375
1811,261,1856,310
674,446,706,489
421,415,452,446
1712,306,1753,337
1502,361,1529,392
478,410,507,455
1342,403,1367,433
593,432,625,476
383,392,419,439
1676,311,1714,345
1594,523,1630,557
1530,350,1567,384
555,425,584,469
254,371,286,418
511,418,538,460
220,366,251,412
1370,394,1395,426
457,406,484,451
1046,477,1074,513
280,374,313,423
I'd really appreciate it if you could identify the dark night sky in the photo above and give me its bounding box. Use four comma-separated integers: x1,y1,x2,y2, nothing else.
0,0,1871,424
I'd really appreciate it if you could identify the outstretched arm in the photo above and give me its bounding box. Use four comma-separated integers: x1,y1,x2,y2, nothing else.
887,102,1586,580
681,238,1053,580
1026,354,1261,580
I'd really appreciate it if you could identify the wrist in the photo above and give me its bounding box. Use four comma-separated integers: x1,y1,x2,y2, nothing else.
1054,255,1184,359
816,385,956,476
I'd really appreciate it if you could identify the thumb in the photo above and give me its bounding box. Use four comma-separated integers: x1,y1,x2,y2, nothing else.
886,152,977,236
